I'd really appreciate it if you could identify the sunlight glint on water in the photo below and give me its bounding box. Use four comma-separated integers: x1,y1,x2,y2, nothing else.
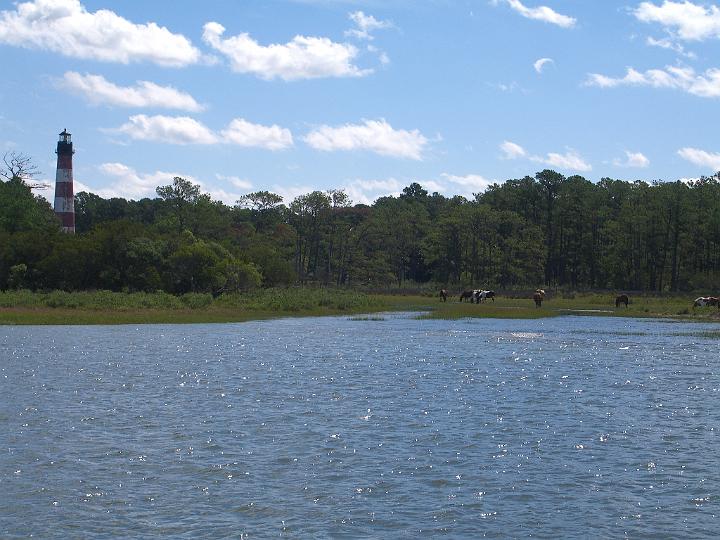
1,315,718,537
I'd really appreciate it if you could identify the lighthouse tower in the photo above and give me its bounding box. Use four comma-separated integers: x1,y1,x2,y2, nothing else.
54,129,75,233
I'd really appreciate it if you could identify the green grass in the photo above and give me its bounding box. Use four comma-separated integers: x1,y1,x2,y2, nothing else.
0,288,394,325
0,289,718,325
419,301,552,320
417,293,720,322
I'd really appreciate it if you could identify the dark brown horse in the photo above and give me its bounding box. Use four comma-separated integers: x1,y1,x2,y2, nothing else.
615,294,629,308
459,290,474,302
533,289,545,308
440,289,448,302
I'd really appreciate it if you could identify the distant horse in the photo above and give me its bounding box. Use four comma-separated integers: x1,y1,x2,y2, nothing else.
440,289,448,302
533,289,545,308
476,290,496,303
459,290,475,302
615,294,629,308
694,296,719,307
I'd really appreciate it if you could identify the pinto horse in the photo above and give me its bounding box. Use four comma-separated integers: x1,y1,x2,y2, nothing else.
694,296,719,307
440,289,448,302
476,290,496,303
615,294,629,308
533,289,545,308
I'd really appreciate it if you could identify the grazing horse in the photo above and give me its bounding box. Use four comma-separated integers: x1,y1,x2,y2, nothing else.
476,290,496,303
459,290,475,302
533,289,545,308
694,296,719,307
615,294,629,308
439,289,448,302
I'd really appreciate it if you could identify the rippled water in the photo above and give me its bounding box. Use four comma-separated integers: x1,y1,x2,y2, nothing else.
1,315,719,538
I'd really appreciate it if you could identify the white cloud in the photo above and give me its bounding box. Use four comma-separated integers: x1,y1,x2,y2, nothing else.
255,174,492,207
540,151,592,172
646,36,696,58
585,65,720,98
678,176,701,184
112,115,219,145
344,177,448,204
0,0,201,66
83,163,246,204
367,44,391,66
634,1,720,41
614,150,650,168
342,177,401,204
109,115,294,148
500,140,528,159
88,162,188,199
678,147,720,170
346,11,392,40
440,173,495,196
490,81,525,93
341,175,489,205
533,57,554,73
217,174,253,191
417,179,447,193
58,72,203,111
496,0,576,28
441,173,494,191
220,119,293,150
202,22,370,80
272,184,319,205
303,119,429,160
200,186,244,205
501,140,592,172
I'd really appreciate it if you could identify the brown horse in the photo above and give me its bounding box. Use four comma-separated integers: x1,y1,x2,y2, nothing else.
459,290,475,302
615,294,629,308
533,289,545,308
440,289,448,302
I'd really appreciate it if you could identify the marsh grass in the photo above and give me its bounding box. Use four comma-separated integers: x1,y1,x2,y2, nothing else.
0,288,393,325
0,289,718,325
417,293,720,322
419,301,552,320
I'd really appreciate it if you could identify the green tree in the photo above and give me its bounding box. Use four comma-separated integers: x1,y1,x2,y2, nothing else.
0,175,57,233
236,191,285,233
289,191,332,282
156,177,203,233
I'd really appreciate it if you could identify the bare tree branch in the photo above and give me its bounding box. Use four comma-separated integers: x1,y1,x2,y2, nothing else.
2,151,41,182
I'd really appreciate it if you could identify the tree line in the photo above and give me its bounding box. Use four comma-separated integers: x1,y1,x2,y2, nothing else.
2,154,720,294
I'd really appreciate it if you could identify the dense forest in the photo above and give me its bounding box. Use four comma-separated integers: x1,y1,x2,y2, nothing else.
2,154,720,294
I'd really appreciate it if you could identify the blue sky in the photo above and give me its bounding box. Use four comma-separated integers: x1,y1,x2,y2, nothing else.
2,0,720,205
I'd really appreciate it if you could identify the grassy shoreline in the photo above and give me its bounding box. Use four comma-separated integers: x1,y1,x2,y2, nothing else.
0,289,718,325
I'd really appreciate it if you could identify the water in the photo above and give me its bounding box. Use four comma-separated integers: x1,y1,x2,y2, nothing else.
1,314,719,538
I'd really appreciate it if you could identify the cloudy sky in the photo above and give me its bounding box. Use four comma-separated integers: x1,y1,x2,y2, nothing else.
2,0,720,205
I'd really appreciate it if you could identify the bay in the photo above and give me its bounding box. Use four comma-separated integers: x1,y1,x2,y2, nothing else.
1,315,718,538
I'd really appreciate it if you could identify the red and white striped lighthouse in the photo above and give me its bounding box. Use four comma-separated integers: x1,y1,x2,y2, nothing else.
54,129,75,233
